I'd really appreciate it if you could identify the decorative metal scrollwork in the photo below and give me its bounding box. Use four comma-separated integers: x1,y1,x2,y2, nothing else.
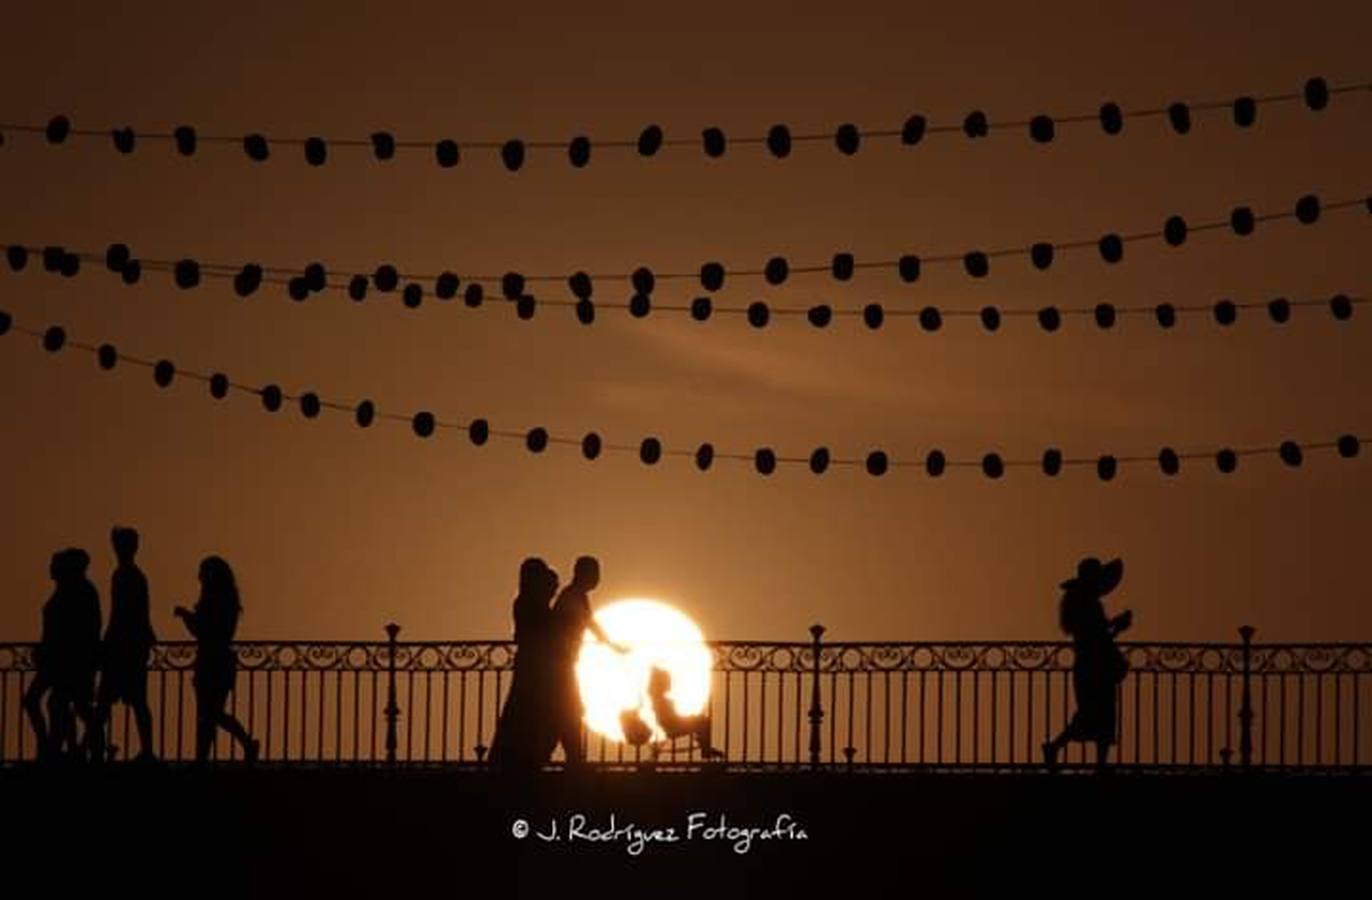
2,639,1368,676
1249,644,1372,675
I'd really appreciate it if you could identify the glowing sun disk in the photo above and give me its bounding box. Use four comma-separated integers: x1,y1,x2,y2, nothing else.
575,599,712,743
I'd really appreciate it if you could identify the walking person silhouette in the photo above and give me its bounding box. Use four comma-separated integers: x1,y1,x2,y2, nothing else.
91,527,158,762
545,556,627,768
174,556,259,763
23,548,102,760
1043,557,1133,770
489,557,560,771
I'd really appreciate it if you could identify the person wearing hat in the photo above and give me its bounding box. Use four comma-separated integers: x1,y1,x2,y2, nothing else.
1043,557,1133,770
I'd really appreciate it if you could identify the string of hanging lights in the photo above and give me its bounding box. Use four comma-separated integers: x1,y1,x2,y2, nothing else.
5,192,1366,330
3,77,1364,170
2,310,1361,480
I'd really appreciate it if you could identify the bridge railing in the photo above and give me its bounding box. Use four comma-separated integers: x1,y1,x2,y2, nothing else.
1,627,1368,768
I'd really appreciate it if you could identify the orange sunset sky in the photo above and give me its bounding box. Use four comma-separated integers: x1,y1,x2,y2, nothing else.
1,1,1368,645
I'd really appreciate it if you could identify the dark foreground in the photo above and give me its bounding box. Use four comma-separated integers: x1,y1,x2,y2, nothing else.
3,764,1365,896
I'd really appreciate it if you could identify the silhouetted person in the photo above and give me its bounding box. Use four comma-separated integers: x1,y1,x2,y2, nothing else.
546,556,626,767
23,548,102,760
175,556,259,763
1043,557,1132,770
645,667,723,760
22,552,65,758
489,558,559,770
90,527,158,762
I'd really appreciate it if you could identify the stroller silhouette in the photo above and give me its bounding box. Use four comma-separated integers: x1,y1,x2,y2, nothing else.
619,667,723,761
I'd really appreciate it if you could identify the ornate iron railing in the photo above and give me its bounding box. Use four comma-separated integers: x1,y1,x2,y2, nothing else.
1,627,1369,769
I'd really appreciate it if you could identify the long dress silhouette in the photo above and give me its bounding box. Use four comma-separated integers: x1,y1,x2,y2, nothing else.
488,558,558,770
92,527,157,762
175,556,259,762
1044,557,1132,769
23,548,102,759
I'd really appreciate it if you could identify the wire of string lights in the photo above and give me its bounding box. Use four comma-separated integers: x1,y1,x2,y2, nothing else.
2,77,1365,170
1,310,1361,479
4,192,1367,329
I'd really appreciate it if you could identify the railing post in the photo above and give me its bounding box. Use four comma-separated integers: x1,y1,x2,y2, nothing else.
385,623,400,765
808,624,825,769
1239,625,1255,769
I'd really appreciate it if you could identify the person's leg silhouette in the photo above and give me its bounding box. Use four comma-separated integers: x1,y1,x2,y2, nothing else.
216,709,258,760
48,689,77,758
22,674,52,758
130,688,155,761
195,683,258,762
194,687,219,762
557,711,585,768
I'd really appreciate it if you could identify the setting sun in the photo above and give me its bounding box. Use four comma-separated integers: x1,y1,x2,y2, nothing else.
575,599,713,743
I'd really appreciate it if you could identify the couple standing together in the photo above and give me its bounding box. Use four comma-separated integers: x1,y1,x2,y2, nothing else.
489,555,628,770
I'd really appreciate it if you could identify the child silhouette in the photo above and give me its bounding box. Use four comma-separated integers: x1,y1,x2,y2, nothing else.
624,667,723,761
